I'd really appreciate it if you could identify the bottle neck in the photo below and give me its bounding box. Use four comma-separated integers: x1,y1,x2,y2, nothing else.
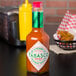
32,28,44,32
32,11,44,28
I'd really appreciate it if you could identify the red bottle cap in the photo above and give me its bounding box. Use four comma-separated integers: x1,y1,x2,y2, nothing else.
33,1,42,8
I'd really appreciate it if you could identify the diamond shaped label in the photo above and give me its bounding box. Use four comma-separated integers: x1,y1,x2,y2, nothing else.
27,41,49,71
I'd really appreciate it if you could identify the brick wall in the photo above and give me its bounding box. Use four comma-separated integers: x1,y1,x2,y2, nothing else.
0,0,76,25
0,0,76,44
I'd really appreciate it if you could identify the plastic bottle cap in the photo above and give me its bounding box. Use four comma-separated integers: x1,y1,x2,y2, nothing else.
33,1,42,8
25,0,28,6
20,0,32,10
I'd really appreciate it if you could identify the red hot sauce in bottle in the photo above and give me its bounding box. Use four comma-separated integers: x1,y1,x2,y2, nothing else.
26,1,50,73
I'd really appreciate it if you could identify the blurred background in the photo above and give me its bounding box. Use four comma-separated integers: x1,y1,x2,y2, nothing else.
0,0,76,44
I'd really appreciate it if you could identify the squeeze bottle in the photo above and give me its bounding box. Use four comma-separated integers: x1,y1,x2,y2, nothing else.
19,0,32,41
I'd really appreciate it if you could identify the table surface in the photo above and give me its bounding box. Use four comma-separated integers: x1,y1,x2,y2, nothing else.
0,40,76,76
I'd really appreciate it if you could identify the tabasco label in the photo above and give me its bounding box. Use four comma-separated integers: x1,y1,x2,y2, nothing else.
27,41,49,71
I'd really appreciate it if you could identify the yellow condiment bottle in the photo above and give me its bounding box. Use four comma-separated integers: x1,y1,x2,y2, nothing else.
19,0,32,41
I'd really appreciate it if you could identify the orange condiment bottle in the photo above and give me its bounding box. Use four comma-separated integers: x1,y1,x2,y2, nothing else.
26,2,50,73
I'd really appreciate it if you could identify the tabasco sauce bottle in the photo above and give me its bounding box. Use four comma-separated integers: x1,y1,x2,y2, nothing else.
26,1,50,73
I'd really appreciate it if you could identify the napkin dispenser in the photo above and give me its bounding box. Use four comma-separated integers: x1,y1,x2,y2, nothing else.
0,7,26,46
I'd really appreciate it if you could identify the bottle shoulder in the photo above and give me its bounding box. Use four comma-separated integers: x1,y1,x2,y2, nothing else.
43,31,50,39
27,31,50,41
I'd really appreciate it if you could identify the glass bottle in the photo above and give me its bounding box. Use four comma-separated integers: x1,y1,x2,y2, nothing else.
26,1,50,74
